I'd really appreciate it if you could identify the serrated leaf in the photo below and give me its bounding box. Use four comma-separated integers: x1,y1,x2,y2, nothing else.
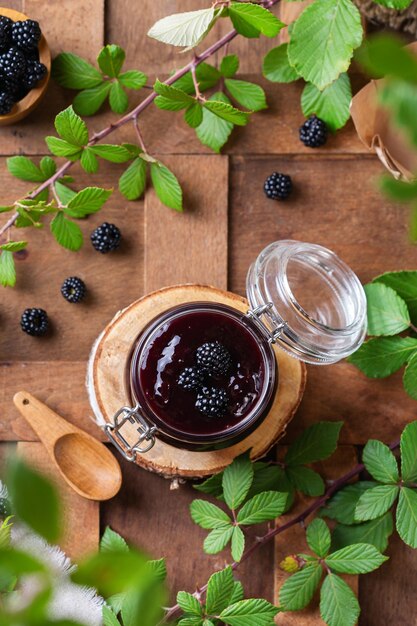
285,421,343,466
52,52,103,89
321,482,377,525
80,147,99,174
154,80,195,108
100,527,129,553
109,80,129,113
230,581,244,604
237,490,286,525
231,526,245,562
150,161,183,211
178,617,203,626
65,187,112,218
0,241,27,252
204,525,234,554
50,212,83,251
279,564,322,611
320,573,360,626
55,106,89,147
263,44,299,83
301,74,352,132
362,440,399,484
194,473,224,499
246,463,288,501
286,465,325,497
204,100,249,126
332,512,394,553
221,54,239,78
190,500,231,529
147,557,167,582
177,591,202,616
206,566,234,615
7,156,45,182
220,598,279,626
40,156,56,178
348,336,417,378
98,45,125,78
306,519,331,557
365,282,410,336
0,205,13,213
55,181,76,205
119,157,147,201
228,2,284,38
155,96,188,111
223,453,254,510
325,543,388,574
374,271,417,323
73,82,112,116
0,251,15,287
403,352,417,400
173,63,221,95
400,421,417,483
196,92,234,153
288,0,362,90
355,485,399,521
118,70,147,90
396,486,417,548
91,144,131,163
184,102,203,128
148,8,216,48
225,78,266,112
102,606,120,626
45,136,83,160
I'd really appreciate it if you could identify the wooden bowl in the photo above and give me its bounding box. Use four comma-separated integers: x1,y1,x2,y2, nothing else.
0,7,51,126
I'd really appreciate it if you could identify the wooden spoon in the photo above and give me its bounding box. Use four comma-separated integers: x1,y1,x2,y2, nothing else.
13,391,122,501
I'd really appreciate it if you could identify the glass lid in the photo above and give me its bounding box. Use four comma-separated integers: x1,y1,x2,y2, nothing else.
246,240,367,365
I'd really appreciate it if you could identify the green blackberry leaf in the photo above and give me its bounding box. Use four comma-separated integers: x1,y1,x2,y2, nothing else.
147,558,167,582
380,178,417,203
73,82,112,116
370,0,413,10
332,512,393,552
50,213,83,251
374,271,417,322
306,519,331,557
365,282,410,336
356,34,417,81
178,618,204,626
154,80,195,108
400,421,417,483
396,486,417,547
230,581,244,604
204,100,249,126
0,251,16,287
286,466,325,497
206,566,235,615
403,352,417,400
222,452,254,510
355,485,399,521
225,78,267,111
91,144,132,163
380,80,417,150
100,527,129,553
155,96,188,111
109,80,129,113
263,44,299,83
285,421,343,466
65,187,112,218
348,337,417,378
148,8,216,48
320,481,377,525
172,63,220,94
103,605,120,626
319,573,360,626
98,45,125,78
237,491,287,525
55,181,77,205
0,206,14,213
194,472,224,499
204,525,234,554
190,500,232,529
55,106,89,147
246,463,288,501
39,156,56,178
228,2,284,38
362,440,399,484
301,73,352,131
231,526,245,562
118,70,147,90
46,137,83,160
219,598,279,626
52,52,103,89
80,147,99,174
279,564,322,611
7,156,45,182
288,0,362,90
184,102,203,128
220,54,239,78
0,241,27,252
119,158,147,201
196,92,234,153
150,161,183,211
325,543,388,574
177,591,202,616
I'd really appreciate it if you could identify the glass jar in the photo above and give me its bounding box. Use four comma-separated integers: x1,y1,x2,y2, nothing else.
104,240,367,460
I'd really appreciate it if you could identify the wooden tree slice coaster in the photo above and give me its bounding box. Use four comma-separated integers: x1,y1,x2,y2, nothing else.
87,285,306,479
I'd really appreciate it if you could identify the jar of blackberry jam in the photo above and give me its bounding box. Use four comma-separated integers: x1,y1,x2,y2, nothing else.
104,241,367,458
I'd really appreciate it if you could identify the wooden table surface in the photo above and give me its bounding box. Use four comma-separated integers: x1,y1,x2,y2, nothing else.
1,1,417,624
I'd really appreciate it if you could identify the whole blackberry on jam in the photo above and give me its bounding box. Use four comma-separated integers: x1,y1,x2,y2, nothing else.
0,16,12,50
90,222,121,254
196,387,228,418
0,90,14,114
299,115,327,148
0,46,26,78
11,19,41,52
61,276,86,304
22,59,47,90
196,341,232,377
20,308,49,336
178,366,205,391
264,172,292,200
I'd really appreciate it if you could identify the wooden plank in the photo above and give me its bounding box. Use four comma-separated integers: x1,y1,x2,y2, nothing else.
144,155,229,292
275,446,358,624
17,441,99,559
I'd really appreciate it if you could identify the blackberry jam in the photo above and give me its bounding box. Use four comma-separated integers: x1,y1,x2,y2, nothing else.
129,303,277,450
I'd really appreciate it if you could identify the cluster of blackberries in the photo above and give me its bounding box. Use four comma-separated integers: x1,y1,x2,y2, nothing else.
0,16,47,115
178,341,232,418
20,222,122,336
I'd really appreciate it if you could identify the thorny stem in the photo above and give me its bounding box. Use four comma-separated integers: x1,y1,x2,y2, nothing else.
159,438,401,624
0,0,280,241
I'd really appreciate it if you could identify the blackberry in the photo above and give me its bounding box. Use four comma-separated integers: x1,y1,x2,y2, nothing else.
61,276,86,304
22,59,47,90
0,16,12,50
196,341,232,377
299,115,327,148
263,172,292,201
3,73,19,94
20,308,49,336
178,366,205,391
196,387,228,418
90,222,121,254
11,19,41,52
0,90,14,114
0,46,26,79
0,497,11,517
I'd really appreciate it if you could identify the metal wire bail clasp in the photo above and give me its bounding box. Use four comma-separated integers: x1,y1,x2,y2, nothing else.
104,405,157,462
246,303,287,344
